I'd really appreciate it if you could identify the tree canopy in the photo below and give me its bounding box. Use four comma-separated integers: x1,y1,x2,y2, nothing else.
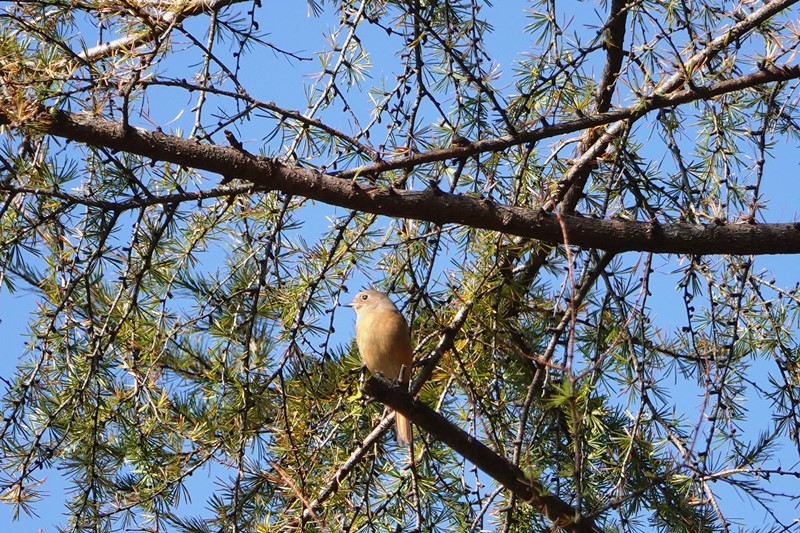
1,0,800,531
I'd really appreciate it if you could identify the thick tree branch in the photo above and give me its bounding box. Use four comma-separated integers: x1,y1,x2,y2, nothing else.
362,376,600,532
3,65,800,256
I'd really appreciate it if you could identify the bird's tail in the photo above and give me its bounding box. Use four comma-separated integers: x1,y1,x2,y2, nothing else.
396,412,412,445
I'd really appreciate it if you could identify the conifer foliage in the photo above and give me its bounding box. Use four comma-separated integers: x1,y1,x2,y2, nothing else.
1,1,800,530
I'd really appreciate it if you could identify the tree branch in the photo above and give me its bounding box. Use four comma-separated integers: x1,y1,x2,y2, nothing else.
594,0,629,112
331,64,800,180
76,0,247,62
3,65,800,256
362,376,600,532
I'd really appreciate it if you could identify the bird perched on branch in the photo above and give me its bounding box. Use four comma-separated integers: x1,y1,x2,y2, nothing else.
348,289,414,444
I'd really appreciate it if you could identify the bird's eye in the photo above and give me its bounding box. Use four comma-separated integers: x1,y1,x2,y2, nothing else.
360,294,369,300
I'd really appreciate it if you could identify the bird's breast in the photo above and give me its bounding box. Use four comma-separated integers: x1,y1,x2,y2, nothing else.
356,309,413,382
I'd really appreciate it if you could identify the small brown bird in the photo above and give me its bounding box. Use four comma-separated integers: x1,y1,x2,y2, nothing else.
348,289,414,444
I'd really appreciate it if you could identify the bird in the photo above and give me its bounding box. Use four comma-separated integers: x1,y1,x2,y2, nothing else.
348,289,414,444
